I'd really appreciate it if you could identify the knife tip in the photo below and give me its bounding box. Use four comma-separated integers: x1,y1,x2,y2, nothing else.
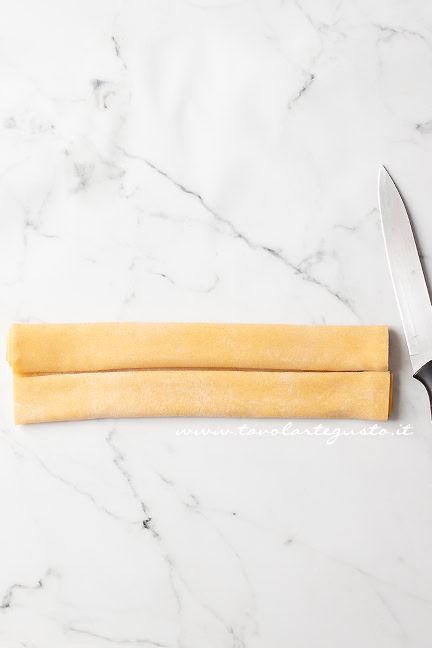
378,165,392,187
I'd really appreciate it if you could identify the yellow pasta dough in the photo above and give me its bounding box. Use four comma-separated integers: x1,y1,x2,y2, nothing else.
13,370,392,424
8,323,392,423
7,322,389,374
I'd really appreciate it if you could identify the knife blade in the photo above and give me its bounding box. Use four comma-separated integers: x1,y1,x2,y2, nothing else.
378,166,432,412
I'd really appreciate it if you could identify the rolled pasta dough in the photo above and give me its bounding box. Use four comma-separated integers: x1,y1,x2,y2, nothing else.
8,323,389,374
13,369,392,424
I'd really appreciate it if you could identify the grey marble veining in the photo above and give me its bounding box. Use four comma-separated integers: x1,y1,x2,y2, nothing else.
1,0,432,646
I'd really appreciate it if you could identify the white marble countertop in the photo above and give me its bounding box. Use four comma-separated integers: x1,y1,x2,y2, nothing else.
1,0,432,646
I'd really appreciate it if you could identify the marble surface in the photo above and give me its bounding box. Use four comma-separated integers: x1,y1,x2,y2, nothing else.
1,0,432,646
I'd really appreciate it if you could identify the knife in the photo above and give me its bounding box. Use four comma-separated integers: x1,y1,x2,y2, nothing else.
378,165,432,413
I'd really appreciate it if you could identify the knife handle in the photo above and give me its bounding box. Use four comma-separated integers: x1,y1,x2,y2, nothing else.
414,360,432,416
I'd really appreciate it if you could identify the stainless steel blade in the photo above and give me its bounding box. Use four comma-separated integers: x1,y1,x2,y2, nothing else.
378,166,432,373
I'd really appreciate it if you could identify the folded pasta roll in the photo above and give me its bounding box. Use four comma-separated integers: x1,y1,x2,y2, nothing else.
13,370,392,424
8,323,392,423
7,322,389,374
